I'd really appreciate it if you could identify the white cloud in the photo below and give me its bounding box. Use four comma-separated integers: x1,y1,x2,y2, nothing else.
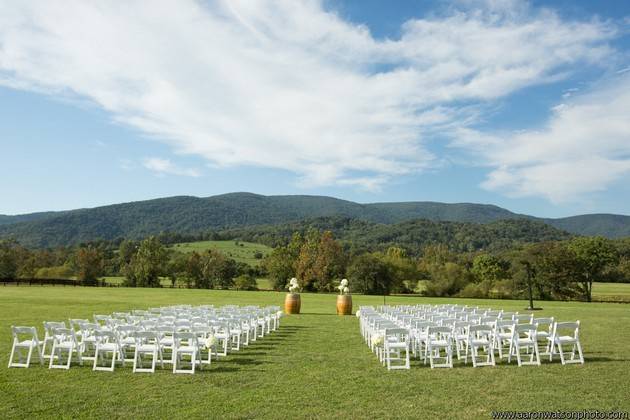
0,0,618,190
459,74,630,203
143,158,201,177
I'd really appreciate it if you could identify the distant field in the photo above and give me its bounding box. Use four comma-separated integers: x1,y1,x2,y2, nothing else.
592,282,630,302
1,287,629,418
169,240,272,266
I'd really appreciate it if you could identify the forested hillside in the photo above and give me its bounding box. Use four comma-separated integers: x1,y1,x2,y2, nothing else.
0,192,628,247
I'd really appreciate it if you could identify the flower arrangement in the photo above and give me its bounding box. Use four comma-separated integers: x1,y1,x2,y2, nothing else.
355,309,361,318
276,310,284,318
287,277,300,293
337,278,349,295
372,333,384,347
205,334,218,349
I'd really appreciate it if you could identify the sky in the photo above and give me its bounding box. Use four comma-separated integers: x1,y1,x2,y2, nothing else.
1,0,629,218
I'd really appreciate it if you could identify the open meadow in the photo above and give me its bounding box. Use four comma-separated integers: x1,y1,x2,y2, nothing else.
1,287,629,419
169,240,272,266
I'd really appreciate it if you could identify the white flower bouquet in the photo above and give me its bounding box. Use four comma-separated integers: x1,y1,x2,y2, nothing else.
372,334,384,347
287,277,301,293
337,278,349,295
205,334,218,349
355,309,361,318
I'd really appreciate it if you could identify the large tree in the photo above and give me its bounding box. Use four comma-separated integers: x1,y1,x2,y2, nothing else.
73,245,104,285
312,231,346,292
567,236,618,302
0,239,19,279
124,237,168,287
347,253,394,295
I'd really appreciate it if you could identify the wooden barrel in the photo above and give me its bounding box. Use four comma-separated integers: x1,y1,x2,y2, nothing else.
284,293,301,314
336,294,352,315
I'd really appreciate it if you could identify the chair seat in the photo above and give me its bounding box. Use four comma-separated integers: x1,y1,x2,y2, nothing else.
430,340,449,347
16,340,38,347
98,343,118,352
121,337,135,345
555,336,577,344
55,341,75,349
137,344,158,352
515,338,535,345
176,345,197,353
387,341,407,349
471,339,491,346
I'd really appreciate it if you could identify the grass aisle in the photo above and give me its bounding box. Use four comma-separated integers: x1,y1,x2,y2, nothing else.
1,287,629,419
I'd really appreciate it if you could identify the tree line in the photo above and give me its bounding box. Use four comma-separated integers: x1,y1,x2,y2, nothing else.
1,227,629,302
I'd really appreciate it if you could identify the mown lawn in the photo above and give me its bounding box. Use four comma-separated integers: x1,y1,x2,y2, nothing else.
169,240,272,266
1,287,629,419
592,282,630,302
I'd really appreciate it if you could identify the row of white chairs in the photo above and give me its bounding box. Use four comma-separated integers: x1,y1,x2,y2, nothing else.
9,304,283,374
358,304,584,370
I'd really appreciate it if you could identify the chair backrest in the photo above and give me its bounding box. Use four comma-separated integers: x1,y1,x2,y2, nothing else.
514,314,534,324
173,331,198,347
468,324,493,340
533,317,554,333
554,321,580,339
52,327,77,344
94,330,117,344
428,326,452,340
12,326,39,343
133,331,158,344
514,323,538,339
43,321,66,335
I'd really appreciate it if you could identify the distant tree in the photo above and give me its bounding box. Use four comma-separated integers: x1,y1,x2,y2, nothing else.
526,242,580,301
234,274,258,291
73,245,104,285
124,237,167,287
295,228,321,291
0,239,19,279
166,251,189,288
263,247,296,291
347,253,394,295
567,236,619,302
186,251,204,288
381,247,418,293
199,250,237,289
312,231,346,292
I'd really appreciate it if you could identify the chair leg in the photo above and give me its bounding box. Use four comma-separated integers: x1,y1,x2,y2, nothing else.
558,343,565,365
576,341,584,364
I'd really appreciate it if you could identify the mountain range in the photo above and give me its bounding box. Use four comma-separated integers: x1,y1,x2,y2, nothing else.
0,192,629,247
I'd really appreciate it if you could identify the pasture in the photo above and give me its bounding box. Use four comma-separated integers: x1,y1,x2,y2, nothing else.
169,240,272,266
1,287,629,419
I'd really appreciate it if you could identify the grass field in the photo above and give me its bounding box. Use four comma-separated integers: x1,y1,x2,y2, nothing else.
169,240,272,266
1,287,629,419
592,282,630,302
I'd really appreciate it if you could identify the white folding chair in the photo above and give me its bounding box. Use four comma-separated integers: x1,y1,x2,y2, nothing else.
549,321,584,365
77,322,98,363
172,331,200,374
465,324,495,367
533,317,554,358
132,331,163,373
494,320,515,360
93,330,124,372
426,326,453,368
452,321,470,361
116,325,138,364
508,323,540,366
42,321,66,361
49,327,83,369
8,326,43,368
383,328,410,370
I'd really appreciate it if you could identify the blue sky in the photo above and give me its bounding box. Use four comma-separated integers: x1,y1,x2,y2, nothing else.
1,0,629,217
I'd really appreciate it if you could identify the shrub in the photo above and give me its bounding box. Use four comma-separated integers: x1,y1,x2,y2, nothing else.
234,274,258,291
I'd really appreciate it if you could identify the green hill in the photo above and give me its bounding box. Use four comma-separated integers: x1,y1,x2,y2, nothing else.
0,192,627,247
